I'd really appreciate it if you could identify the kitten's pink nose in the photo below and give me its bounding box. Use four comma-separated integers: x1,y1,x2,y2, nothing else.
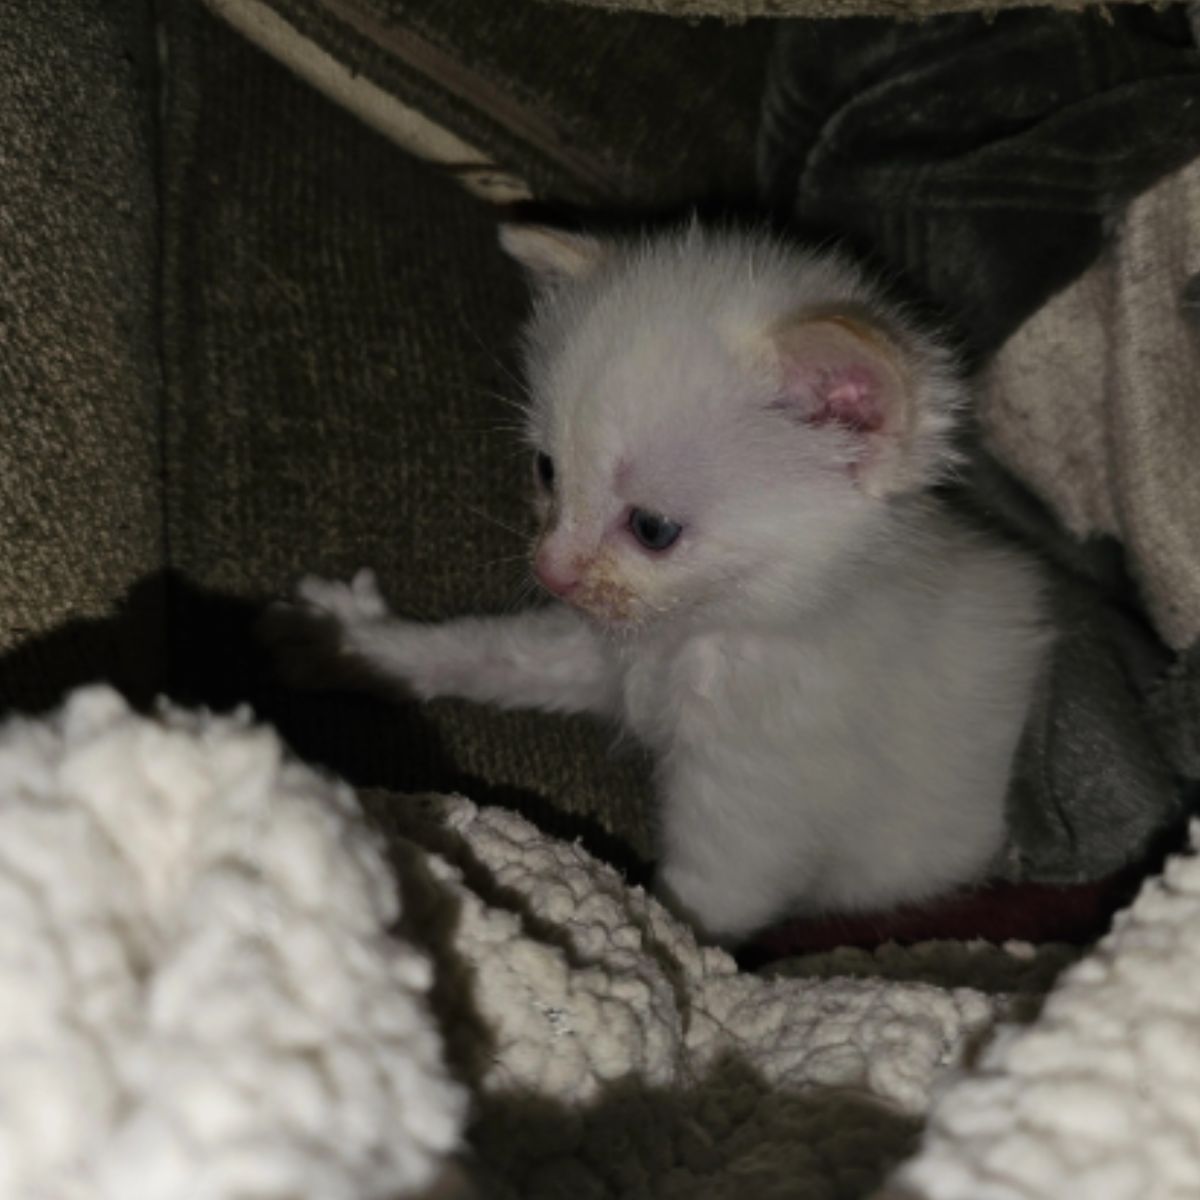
533,546,580,598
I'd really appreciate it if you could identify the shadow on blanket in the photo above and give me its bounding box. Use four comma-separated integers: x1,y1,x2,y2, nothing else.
354,799,932,1199
468,1055,922,1198
0,570,653,883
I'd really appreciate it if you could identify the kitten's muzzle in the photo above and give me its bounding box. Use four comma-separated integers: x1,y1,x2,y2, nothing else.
533,545,581,599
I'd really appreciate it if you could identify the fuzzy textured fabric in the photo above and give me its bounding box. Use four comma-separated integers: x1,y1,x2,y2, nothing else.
889,820,1200,1199
388,792,1009,1197
0,687,464,1199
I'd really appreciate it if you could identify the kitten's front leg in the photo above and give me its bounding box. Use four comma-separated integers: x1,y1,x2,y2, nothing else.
656,758,801,945
263,569,620,717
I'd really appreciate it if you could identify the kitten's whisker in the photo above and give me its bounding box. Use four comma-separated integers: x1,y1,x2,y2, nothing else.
499,572,540,615
479,551,534,571
452,418,530,441
455,318,531,399
459,501,534,542
467,387,531,418
484,561,537,615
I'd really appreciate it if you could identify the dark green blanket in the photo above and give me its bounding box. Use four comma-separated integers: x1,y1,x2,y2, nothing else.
760,7,1200,362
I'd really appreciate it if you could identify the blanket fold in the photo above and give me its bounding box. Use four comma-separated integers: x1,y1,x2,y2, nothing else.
759,6,1200,361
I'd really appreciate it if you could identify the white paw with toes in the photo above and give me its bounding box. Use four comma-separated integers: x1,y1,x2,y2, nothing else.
260,569,394,690
295,568,390,628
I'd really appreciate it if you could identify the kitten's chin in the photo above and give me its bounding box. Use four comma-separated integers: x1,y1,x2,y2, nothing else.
567,573,653,631
562,593,661,637
572,600,648,636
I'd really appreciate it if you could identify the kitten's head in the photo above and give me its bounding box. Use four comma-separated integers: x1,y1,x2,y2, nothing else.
500,223,962,633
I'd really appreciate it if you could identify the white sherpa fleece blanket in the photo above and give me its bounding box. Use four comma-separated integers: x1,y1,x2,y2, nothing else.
0,687,1190,1199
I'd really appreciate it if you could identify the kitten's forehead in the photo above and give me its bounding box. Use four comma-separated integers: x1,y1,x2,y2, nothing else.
526,241,787,445
535,322,753,511
522,228,872,421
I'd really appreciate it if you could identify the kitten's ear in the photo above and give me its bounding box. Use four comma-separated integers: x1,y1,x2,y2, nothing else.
498,224,606,287
768,314,956,496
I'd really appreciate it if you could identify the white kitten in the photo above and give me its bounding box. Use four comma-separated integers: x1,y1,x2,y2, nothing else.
272,224,1050,944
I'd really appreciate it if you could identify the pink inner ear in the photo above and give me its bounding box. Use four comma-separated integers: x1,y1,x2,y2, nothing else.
770,317,905,442
813,365,885,433
774,361,886,435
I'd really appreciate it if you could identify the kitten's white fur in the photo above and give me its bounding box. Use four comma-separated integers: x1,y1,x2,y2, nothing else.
279,226,1049,943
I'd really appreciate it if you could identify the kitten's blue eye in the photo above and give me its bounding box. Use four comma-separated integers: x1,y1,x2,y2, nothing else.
629,508,682,552
534,451,555,491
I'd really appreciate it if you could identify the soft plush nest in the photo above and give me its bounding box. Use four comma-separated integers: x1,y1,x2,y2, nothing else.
0,687,464,1199
2,688,1195,1198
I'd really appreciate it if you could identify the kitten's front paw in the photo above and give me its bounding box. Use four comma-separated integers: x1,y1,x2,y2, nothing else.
258,569,391,691
294,568,389,626
656,861,780,947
